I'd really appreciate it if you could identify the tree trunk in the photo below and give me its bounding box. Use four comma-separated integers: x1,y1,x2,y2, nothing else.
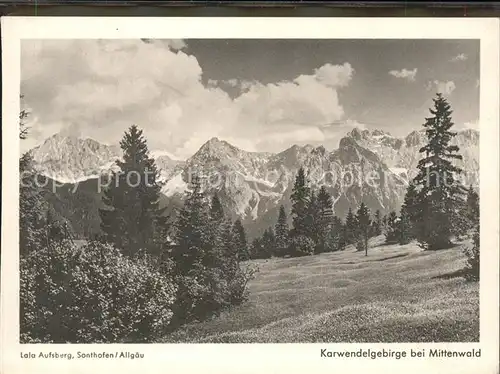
365,232,368,256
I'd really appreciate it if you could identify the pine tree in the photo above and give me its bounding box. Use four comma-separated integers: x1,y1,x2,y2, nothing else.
274,205,289,257
290,167,311,238
232,219,249,261
462,185,480,281
355,203,371,256
19,153,48,254
397,209,412,245
463,224,480,281
372,209,382,236
250,237,264,259
385,211,399,244
261,228,276,258
403,182,419,233
316,186,334,252
205,192,226,268
251,229,275,259
46,207,69,244
466,185,479,230
399,182,419,242
382,214,388,234
345,207,357,245
99,125,166,257
305,190,320,245
209,192,224,222
213,217,237,270
412,94,466,250
169,175,211,326
19,103,48,255
328,216,345,251
171,175,209,275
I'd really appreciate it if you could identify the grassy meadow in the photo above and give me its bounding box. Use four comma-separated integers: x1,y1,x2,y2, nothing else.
161,236,479,343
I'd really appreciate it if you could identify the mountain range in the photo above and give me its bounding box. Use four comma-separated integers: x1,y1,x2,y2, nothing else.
27,127,479,239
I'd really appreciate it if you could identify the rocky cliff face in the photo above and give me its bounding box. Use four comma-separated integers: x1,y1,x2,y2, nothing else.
162,133,410,230
29,134,185,184
28,127,479,237
28,134,121,183
349,128,479,186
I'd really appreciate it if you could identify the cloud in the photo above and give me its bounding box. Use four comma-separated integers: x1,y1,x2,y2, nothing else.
140,39,187,50
234,63,354,129
240,80,259,90
388,68,417,82
223,78,239,87
426,80,456,96
21,40,355,158
312,63,354,87
450,53,468,62
207,79,218,87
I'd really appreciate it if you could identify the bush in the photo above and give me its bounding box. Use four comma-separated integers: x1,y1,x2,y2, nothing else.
20,240,177,343
288,235,315,257
463,227,480,282
178,265,232,324
228,263,258,305
169,261,257,328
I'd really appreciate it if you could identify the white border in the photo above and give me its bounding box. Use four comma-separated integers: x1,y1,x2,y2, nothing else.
1,17,499,374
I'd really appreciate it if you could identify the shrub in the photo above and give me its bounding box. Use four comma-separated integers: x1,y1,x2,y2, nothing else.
288,235,315,257
186,265,233,323
228,263,259,305
169,261,257,328
20,240,177,343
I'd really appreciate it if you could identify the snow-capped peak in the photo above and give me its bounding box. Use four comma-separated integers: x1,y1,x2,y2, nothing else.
28,132,121,183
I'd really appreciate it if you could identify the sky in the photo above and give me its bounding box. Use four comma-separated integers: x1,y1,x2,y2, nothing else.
21,39,479,159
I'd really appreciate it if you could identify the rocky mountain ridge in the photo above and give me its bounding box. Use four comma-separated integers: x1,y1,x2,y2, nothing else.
28,127,479,236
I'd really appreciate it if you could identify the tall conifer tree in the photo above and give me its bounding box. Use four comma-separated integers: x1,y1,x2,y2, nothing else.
209,192,224,222
372,209,382,236
290,167,311,238
466,185,479,229
261,227,276,258
306,190,320,244
169,175,210,326
345,207,357,245
463,185,480,281
328,216,345,252
232,219,249,261
172,175,209,275
316,186,334,252
205,192,226,268
400,182,419,242
275,205,289,257
412,94,466,250
355,203,371,256
385,211,399,244
19,103,47,254
397,209,412,245
99,125,165,257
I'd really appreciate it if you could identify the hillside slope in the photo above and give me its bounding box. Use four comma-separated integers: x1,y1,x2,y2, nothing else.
162,238,479,343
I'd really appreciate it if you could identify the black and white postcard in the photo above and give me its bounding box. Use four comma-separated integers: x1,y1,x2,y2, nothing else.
1,16,499,374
